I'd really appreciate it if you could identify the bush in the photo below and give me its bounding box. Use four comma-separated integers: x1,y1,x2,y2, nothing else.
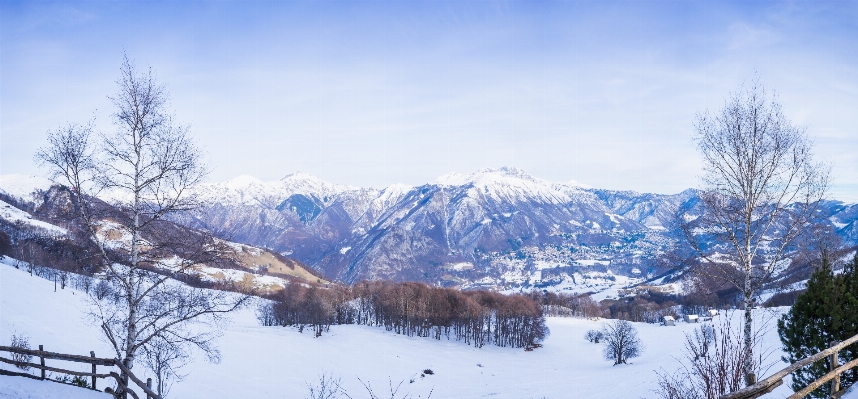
10,334,33,370
71,376,90,388
585,329,604,343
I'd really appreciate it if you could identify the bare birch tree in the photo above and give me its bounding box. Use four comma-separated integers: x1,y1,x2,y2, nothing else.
683,79,829,386
36,55,247,398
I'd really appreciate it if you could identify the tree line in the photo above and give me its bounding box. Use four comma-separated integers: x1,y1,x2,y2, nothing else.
258,281,549,349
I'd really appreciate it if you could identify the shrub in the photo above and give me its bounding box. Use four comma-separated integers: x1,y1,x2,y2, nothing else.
585,329,604,343
10,334,33,370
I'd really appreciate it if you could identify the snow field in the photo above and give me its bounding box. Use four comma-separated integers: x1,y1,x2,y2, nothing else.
1,261,799,399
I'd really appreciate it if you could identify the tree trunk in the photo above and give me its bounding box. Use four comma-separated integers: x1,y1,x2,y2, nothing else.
743,228,755,386
743,288,754,386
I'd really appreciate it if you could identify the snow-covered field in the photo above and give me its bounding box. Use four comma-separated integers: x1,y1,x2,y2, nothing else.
0,260,808,399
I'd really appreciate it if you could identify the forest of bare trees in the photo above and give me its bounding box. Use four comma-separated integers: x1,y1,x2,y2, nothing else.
258,281,549,349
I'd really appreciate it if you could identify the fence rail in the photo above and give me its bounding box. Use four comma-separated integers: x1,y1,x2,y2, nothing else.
720,333,858,399
0,344,161,399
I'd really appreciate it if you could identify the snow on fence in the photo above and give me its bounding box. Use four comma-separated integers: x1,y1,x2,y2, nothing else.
720,333,858,399
0,344,161,399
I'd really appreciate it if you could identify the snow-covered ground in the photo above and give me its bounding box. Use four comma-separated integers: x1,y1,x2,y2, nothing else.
0,376,110,399
0,259,803,399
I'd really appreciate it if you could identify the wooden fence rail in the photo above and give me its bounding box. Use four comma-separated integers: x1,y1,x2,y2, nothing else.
0,344,161,399
720,333,858,399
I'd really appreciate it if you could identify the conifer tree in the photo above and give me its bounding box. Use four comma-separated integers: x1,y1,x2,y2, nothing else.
778,255,858,397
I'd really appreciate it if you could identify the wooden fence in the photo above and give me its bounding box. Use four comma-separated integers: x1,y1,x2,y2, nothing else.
720,333,858,399
0,344,162,399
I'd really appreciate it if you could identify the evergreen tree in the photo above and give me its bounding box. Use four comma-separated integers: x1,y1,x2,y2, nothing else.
840,255,858,385
778,255,858,398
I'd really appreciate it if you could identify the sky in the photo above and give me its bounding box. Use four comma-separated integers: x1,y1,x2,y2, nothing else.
1,0,857,200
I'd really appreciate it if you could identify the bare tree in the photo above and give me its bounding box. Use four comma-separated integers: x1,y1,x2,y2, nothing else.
36,55,248,398
306,373,347,399
357,377,433,399
683,79,828,385
654,314,776,399
140,336,189,398
601,319,643,365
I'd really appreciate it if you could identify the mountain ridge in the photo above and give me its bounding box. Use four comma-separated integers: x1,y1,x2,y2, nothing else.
4,169,856,295
176,168,858,291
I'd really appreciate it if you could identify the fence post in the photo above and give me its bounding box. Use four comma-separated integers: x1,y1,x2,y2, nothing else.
38,345,45,380
146,378,152,399
830,341,840,397
90,351,97,390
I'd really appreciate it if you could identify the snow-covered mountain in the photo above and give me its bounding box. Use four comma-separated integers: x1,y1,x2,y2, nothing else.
6,169,857,294
176,167,832,292
0,179,324,293
180,168,665,289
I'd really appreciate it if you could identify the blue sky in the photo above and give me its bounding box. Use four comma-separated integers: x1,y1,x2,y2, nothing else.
2,0,857,200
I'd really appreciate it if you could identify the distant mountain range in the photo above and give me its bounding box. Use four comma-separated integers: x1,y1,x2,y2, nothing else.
4,169,856,295
170,167,858,292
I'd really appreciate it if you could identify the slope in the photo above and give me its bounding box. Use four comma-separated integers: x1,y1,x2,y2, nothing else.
0,259,799,399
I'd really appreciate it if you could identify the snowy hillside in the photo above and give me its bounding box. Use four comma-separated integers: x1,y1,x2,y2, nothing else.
0,199,67,236
0,184,324,292
0,259,802,399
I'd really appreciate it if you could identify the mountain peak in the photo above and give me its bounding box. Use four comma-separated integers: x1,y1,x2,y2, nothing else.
566,179,592,189
434,166,539,186
0,174,54,201
280,171,322,182
225,174,264,188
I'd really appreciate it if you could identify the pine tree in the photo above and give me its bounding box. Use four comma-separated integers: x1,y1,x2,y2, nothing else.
840,255,858,386
777,255,858,398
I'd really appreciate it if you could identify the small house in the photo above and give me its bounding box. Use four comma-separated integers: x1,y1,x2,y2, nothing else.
708,309,719,317
684,314,699,323
662,316,675,326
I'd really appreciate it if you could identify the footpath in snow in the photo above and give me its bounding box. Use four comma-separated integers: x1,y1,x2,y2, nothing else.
0,260,801,399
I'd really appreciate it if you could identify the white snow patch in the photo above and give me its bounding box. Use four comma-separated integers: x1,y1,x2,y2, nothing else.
94,221,137,250
534,261,563,270
0,200,67,236
0,375,111,398
444,262,474,271
575,259,610,266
